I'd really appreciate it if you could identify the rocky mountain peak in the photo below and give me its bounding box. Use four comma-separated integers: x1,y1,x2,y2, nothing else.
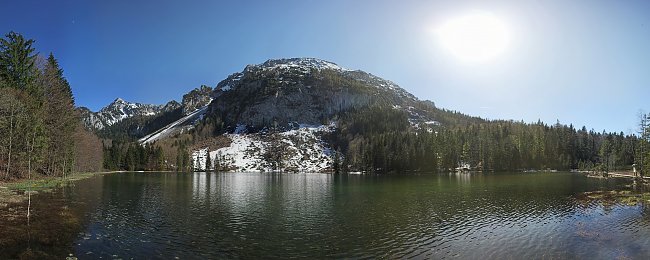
215,58,351,93
182,85,213,115
82,98,172,130
258,57,349,71
207,57,432,132
163,100,182,111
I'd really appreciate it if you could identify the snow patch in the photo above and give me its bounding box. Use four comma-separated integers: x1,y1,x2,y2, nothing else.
84,98,172,130
261,58,351,72
192,148,209,171
193,123,337,172
139,105,209,144
214,134,267,172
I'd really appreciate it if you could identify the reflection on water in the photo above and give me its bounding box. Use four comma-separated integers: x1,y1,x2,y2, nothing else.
3,172,650,258
0,178,103,258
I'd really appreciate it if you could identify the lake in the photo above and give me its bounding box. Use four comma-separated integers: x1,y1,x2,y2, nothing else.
2,172,650,259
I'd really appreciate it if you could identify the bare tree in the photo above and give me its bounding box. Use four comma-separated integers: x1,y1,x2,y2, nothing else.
0,88,27,179
73,123,104,173
6,99,15,179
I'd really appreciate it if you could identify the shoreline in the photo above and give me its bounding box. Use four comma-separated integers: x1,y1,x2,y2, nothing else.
581,170,650,180
0,172,113,208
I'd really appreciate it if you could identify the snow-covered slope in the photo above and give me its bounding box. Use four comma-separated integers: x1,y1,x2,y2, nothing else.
139,104,210,144
192,124,335,172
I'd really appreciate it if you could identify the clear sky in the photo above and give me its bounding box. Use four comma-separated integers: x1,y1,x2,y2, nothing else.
1,0,649,133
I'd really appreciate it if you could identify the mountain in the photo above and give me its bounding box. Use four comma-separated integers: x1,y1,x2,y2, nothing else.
80,83,218,141
79,98,180,130
136,57,432,144
95,58,638,174
182,85,214,115
208,57,431,130
94,58,486,172
137,58,481,172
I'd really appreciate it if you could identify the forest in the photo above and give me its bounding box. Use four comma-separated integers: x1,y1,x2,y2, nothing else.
332,106,649,174
0,31,102,180
102,139,192,172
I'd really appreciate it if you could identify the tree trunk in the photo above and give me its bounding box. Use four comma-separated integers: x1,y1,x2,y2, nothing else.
6,102,15,179
29,131,35,177
27,131,35,220
62,155,66,179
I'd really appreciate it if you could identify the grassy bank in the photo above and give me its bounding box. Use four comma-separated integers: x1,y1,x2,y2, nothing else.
0,172,106,208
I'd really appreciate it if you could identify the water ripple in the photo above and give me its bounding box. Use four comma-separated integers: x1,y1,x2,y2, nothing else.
38,172,649,259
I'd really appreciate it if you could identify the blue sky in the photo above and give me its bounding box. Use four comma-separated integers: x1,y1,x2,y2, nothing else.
1,0,649,133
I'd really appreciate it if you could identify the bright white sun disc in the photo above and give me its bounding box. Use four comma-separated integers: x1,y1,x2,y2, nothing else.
437,11,510,62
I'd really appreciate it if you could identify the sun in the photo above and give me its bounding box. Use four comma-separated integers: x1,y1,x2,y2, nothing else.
437,11,510,63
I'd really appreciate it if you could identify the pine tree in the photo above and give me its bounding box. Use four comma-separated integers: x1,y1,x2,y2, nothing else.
183,149,191,172
637,113,650,177
176,150,183,172
176,144,190,172
0,31,38,92
155,146,165,170
0,32,43,179
213,154,220,172
205,150,212,172
125,145,136,171
42,53,78,176
333,151,340,174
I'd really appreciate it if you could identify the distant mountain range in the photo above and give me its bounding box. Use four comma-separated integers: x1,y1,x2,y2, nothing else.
78,98,180,130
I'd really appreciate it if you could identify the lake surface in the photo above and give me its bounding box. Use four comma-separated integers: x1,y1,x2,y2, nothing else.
3,172,650,259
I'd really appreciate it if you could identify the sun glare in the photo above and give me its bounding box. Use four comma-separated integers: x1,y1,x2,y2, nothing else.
437,11,510,63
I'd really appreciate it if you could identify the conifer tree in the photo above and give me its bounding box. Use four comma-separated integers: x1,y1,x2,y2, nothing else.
42,53,78,175
0,31,38,92
205,150,212,172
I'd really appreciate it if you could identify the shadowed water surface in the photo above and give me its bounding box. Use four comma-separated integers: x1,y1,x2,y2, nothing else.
3,172,650,259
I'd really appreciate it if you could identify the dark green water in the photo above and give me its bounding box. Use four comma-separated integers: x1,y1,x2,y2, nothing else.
3,172,650,259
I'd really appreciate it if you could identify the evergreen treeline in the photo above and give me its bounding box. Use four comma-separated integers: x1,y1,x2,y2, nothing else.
332,106,639,173
102,140,191,172
103,141,165,171
0,31,102,180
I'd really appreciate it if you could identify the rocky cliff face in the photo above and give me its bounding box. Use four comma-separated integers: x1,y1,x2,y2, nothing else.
208,58,432,132
182,85,213,115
